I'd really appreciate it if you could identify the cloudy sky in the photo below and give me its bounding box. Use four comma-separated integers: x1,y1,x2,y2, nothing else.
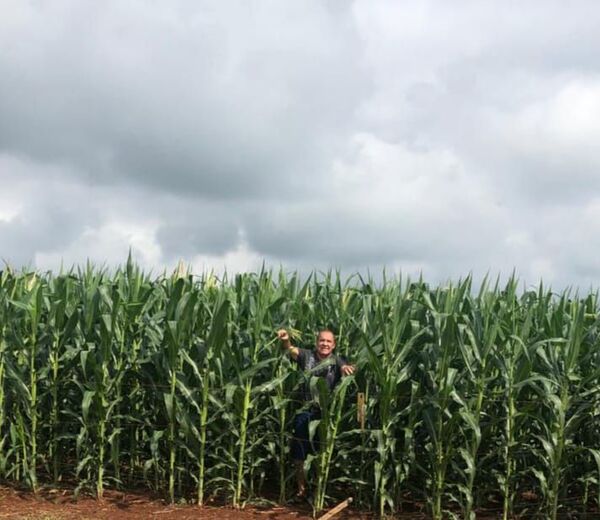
1,1,600,288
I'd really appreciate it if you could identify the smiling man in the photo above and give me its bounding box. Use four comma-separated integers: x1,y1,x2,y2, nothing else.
276,328,355,500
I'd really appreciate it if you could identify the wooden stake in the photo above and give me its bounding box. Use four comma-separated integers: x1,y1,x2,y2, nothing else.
317,497,353,520
357,392,365,431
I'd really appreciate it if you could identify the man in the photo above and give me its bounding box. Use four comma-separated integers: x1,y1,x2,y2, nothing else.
276,328,355,500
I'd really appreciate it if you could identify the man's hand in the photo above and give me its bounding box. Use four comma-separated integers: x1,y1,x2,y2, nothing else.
277,329,300,360
341,364,356,377
277,329,290,345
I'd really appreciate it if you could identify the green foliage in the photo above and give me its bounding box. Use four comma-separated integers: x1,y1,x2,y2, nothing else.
1,265,600,518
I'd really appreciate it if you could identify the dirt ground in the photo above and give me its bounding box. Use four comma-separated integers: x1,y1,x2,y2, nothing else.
4,485,596,519
0,486,381,520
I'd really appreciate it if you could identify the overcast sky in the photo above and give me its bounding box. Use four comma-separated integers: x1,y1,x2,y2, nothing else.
1,1,600,289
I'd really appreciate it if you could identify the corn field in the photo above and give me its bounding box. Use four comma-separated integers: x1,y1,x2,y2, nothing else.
1,260,600,519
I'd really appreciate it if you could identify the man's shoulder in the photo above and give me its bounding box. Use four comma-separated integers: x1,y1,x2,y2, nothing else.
295,347,312,365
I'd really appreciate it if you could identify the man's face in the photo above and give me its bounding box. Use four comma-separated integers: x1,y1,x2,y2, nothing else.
316,331,336,359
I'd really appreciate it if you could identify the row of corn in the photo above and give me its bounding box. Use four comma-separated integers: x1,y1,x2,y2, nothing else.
0,261,599,519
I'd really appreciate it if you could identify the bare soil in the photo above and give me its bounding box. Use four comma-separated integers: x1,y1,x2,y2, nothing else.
0,486,379,520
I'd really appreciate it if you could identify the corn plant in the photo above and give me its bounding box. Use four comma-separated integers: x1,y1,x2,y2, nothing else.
2,263,600,517
418,281,470,520
45,274,79,483
452,278,504,519
311,370,354,515
6,273,44,491
528,296,600,519
162,275,199,503
0,269,17,477
496,290,536,520
357,280,427,517
225,271,281,507
176,280,230,505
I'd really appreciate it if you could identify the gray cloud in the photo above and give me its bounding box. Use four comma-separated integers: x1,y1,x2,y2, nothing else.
2,1,600,289
0,0,368,199
155,203,240,259
243,135,506,271
0,208,82,267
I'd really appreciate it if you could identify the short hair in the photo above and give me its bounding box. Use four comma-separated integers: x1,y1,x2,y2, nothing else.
317,329,336,340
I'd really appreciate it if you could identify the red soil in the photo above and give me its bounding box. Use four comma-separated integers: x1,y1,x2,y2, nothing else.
0,486,378,520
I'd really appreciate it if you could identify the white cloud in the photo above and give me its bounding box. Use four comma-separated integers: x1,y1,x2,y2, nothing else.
2,2,600,289
0,0,367,199
189,237,263,276
35,220,162,271
505,78,600,158
244,133,507,275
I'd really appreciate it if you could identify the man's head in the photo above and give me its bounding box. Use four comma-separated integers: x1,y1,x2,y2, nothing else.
315,329,336,359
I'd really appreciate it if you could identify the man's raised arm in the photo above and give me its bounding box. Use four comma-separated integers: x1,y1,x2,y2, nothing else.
277,329,300,360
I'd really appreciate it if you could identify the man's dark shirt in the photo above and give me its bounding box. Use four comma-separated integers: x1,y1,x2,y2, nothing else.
294,348,347,403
